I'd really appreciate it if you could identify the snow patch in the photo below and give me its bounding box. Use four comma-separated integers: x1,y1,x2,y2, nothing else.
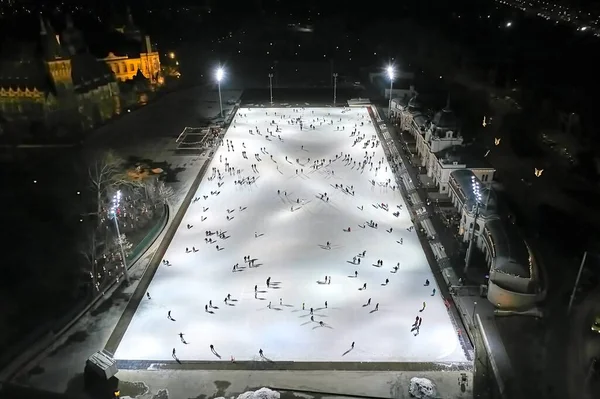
409,377,437,398
215,387,280,399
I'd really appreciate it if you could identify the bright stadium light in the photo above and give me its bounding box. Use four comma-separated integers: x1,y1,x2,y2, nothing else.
216,67,224,117
387,65,395,118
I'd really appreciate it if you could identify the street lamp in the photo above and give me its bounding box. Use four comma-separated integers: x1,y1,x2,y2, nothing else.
464,176,485,273
268,73,274,105
472,301,478,325
216,67,224,118
109,190,130,285
333,73,338,106
387,66,394,117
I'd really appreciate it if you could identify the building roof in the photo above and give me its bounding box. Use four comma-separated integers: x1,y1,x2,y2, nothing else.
90,31,143,58
450,169,497,216
70,53,115,92
435,145,493,169
485,218,532,278
0,60,54,93
432,105,458,130
449,169,531,279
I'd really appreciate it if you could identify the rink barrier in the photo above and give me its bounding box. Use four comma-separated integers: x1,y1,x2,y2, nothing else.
0,204,169,383
103,137,219,355
375,111,520,399
368,106,474,355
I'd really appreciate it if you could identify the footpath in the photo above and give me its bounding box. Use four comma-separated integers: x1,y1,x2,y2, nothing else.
0,88,240,395
370,105,520,399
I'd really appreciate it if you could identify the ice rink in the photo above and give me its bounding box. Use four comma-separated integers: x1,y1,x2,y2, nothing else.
114,106,468,364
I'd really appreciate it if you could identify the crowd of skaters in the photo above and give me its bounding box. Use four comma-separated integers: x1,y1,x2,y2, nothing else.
153,107,444,361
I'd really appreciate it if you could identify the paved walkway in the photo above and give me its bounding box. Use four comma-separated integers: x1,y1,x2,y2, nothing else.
10,99,475,399
9,87,240,392
374,107,521,398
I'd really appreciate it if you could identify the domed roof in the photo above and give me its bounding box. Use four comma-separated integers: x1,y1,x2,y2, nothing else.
407,95,422,111
432,106,457,129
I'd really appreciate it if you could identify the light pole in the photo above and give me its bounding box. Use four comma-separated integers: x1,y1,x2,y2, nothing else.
568,251,588,315
268,73,274,105
109,190,129,285
472,301,478,325
387,66,394,118
464,176,484,273
216,67,224,118
333,73,338,106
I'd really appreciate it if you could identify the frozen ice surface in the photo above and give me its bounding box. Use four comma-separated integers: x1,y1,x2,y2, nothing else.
114,107,467,363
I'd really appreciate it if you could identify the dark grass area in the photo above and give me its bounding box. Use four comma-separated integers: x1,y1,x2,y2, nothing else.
0,150,166,370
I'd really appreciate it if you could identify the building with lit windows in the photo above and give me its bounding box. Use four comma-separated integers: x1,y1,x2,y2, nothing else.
392,95,496,193
448,170,541,308
0,15,120,136
100,8,162,85
392,94,541,308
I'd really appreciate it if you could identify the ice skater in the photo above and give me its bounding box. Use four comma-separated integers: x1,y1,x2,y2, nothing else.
424,279,430,286
431,288,436,296
146,292,151,300
420,301,426,312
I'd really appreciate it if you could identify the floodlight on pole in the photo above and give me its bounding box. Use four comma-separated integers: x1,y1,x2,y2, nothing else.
268,73,274,105
109,190,130,285
387,66,394,118
333,73,338,106
216,67,224,118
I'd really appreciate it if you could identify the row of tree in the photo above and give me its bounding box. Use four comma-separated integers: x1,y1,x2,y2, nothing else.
81,150,173,293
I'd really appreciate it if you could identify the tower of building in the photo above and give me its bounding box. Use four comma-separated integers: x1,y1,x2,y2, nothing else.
40,16,73,96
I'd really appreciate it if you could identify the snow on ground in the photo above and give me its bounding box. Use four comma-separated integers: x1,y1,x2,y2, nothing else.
114,107,467,363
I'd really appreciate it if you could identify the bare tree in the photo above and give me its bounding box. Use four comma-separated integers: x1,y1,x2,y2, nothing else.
79,229,102,292
87,150,125,226
141,178,174,208
156,180,175,206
